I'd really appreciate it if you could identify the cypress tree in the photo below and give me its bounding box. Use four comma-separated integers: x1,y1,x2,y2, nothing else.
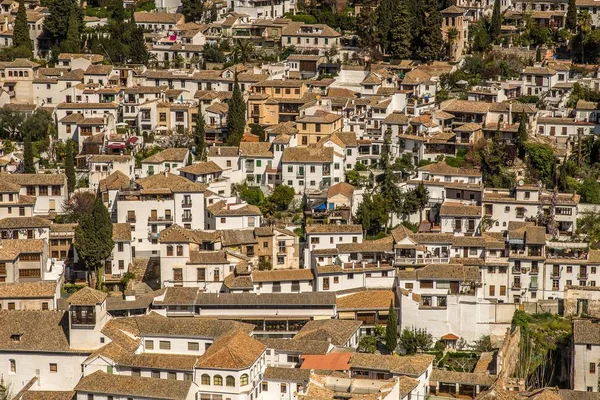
226,73,246,146
566,0,577,31
65,140,76,193
194,112,207,161
13,0,32,56
516,113,528,159
416,3,444,62
61,5,81,53
375,0,395,54
128,12,149,64
44,0,79,45
389,1,413,59
490,0,502,38
23,132,35,173
75,197,114,288
385,300,398,353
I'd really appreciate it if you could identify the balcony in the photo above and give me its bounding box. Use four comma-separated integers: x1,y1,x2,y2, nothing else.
126,217,136,223
511,283,522,290
296,172,305,178
550,271,561,279
182,200,192,208
245,164,255,173
182,215,192,222
512,268,521,274
148,216,173,223
395,257,449,265
530,283,538,290
148,232,160,240
578,273,588,280
530,268,539,275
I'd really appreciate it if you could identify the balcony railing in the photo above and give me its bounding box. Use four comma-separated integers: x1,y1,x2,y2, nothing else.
578,273,588,280
182,215,192,222
530,268,539,275
182,201,192,208
551,271,561,278
511,283,522,290
148,216,173,223
126,217,136,223
148,232,160,240
395,257,449,265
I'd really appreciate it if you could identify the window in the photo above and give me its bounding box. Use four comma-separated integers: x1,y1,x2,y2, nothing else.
591,363,596,373
145,340,154,349
177,245,183,256
262,382,268,391
188,342,199,351
173,268,183,282
152,370,160,378
201,374,210,385
214,375,223,386
132,369,141,377
119,260,124,270
118,242,124,252
588,344,593,350
420,280,434,289
489,285,495,296
280,383,287,393
197,268,206,281
333,277,339,284
226,376,235,386
240,374,249,385
500,285,506,296
50,363,57,372
437,296,447,307
159,340,171,350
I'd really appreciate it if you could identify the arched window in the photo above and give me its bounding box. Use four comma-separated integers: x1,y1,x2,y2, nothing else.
226,376,235,387
176,245,183,256
166,245,173,256
240,374,249,386
214,375,223,386
9,359,16,373
201,374,210,385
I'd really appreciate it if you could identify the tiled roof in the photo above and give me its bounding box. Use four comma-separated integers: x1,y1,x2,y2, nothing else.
195,330,266,369
251,269,314,282
135,173,206,193
401,263,481,281
336,290,394,310
264,366,312,381
327,182,354,199
294,319,362,346
99,170,130,192
2,173,67,186
142,148,188,163
112,223,132,241
0,239,45,261
430,369,496,386
0,281,57,299
418,161,481,177
0,310,71,352
85,64,113,75
188,250,229,264
208,146,239,157
441,99,491,114
178,160,223,175
0,216,50,229
305,224,362,234
206,200,262,216
259,339,330,355
66,286,107,305
221,229,258,246
194,292,336,306
573,319,600,344
239,142,273,157
19,390,75,400
134,11,184,23
296,110,342,124
350,353,434,376
74,371,192,400
439,203,481,217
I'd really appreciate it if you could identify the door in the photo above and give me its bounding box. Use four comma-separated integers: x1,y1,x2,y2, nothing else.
450,281,460,294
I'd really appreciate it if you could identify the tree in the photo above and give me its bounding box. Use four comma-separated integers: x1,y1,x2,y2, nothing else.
65,140,76,193
13,0,32,57
356,4,379,57
578,178,600,203
233,39,254,63
524,142,556,188
22,109,52,141
577,210,600,246
23,132,35,173
577,10,592,63
2,139,15,154
413,182,429,221
44,0,81,45
399,327,433,355
270,185,295,210
388,2,413,59
385,300,398,353
516,113,528,158
181,0,206,22
60,4,81,53
74,197,114,287
359,335,378,353
194,112,206,161
355,191,389,236
416,5,444,62
63,191,96,222
566,0,577,31
236,183,264,206
226,73,246,146
446,27,459,60
128,12,149,64
490,0,502,38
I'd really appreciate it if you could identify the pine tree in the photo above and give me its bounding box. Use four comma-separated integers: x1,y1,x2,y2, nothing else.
389,2,413,59
60,5,82,53
566,0,577,31
75,197,114,287
226,73,246,146
490,0,502,38
517,113,528,159
385,300,398,353
194,112,207,161
13,0,32,57
65,140,76,193
23,133,35,173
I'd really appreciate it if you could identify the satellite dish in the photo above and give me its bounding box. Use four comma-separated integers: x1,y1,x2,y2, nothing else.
518,180,524,186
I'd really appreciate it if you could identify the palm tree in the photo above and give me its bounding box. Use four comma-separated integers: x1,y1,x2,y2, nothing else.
446,27,459,61
233,39,254,63
577,10,592,63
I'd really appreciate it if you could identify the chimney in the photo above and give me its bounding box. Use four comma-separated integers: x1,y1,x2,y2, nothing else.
508,102,513,125
3,17,7,32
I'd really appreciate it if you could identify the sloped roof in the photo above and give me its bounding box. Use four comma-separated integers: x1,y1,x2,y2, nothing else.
195,330,266,369
294,319,362,346
67,286,107,305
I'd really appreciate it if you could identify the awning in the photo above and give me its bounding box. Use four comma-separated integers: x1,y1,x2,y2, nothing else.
509,239,524,245
127,136,139,144
337,312,355,319
545,241,589,249
108,142,126,149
